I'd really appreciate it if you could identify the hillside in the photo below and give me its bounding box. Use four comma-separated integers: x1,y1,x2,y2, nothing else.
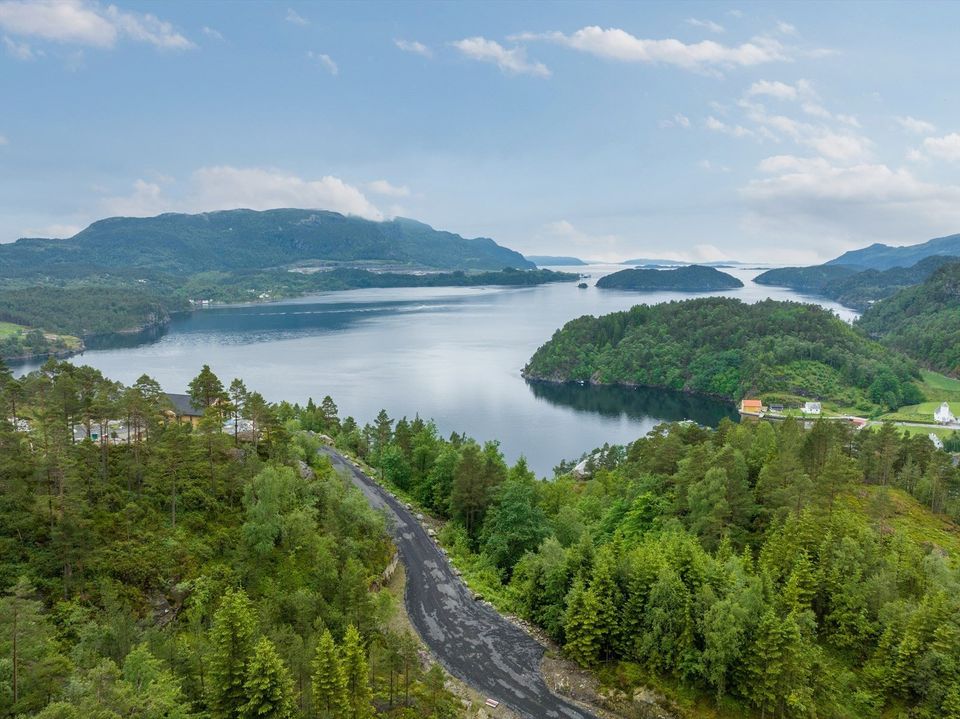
526,255,588,266
596,265,743,291
857,261,960,376
2,209,534,277
524,297,922,412
826,232,960,270
756,255,957,310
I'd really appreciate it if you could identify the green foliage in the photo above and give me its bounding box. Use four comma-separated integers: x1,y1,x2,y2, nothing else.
239,638,297,719
596,265,743,291
524,297,921,411
208,589,258,719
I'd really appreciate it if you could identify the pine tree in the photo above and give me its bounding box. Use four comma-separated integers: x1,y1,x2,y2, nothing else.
208,588,257,719
239,638,297,719
312,629,349,718
341,625,373,719
741,608,785,719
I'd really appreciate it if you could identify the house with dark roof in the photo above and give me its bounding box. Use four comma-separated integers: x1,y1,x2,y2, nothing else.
164,393,205,427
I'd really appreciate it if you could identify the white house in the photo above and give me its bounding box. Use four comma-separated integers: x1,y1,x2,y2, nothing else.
930,433,945,450
934,402,955,425
803,401,822,415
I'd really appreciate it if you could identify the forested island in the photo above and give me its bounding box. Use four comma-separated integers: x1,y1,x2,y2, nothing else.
525,255,588,266
524,297,922,413
857,261,960,376
595,265,743,292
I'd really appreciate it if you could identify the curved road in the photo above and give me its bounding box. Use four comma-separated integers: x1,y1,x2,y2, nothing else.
321,446,595,719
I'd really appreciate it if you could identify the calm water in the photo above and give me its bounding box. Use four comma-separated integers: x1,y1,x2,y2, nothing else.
15,266,857,476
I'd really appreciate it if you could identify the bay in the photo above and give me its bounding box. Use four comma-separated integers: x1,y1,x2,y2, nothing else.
14,266,858,476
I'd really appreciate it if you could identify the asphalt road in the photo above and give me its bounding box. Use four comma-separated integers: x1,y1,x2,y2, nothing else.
320,446,596,719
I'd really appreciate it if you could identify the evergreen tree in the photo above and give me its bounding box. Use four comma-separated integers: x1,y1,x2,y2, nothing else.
563,579,601,666
312,629,349,718
189,364,226,410
208,588,257,719
341,625,373,719
239,638,297,719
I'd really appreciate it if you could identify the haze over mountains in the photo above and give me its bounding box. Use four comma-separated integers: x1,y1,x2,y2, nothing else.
826,233,960,271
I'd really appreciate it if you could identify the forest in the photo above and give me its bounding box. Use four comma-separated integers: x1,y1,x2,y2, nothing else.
595,266,743,292
857,261,960,377
523,297,923,413
0,361,460,719
325,401,960,719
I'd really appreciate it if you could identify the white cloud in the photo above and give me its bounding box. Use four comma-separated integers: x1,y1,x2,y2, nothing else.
742,155,960,248
201,26,223,42
705,115,754,137
102,167,383,221
0,133,8,145
515,26,787,71
366,179,410,197
285,8,308,26
0,0,193,50
2,33,34,58
306,50,337,75
746,79,798,100
699,159,731,172
775,21,797,35
451,37,549,77
895,115,936,134
922,133,960,162
394,38,431,57
660,113,691,129
685,18,724,34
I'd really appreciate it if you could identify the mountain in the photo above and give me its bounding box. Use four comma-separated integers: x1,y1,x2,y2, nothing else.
525,255,588,266
621,258,753,267
596,265,744,291
0,209,535,277
756,255,957,310
524,297,921,412
826,233,960,270
857,260,960,376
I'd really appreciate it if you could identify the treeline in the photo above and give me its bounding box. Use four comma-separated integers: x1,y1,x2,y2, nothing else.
328,402,960,718
0,327,74,361
523,297,923,413
596,265,743,292
0,361,459,718
755,256,957,310
857,261,960,377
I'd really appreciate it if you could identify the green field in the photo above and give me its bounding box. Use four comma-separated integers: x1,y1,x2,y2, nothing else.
0,320,27,336
877,371,960,423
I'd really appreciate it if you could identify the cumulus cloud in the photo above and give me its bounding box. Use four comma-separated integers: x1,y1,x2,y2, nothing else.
922,133,960,162
660,113,691,129
102,167,383,221
514,26,787,71
705,115,753,137
201,26,223,41
685,18,724,34
741,155,960,248
896,115,936,134
451,36,549,77
775,21,797,35
306,50,337,75
0,0,193,50
285,8,308,26
366,179,410,197
394,38,431,57
746,79,800,100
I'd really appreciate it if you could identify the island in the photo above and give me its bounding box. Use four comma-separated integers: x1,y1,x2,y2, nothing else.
595,265,743,291
525,255,589,266
523,296,923,414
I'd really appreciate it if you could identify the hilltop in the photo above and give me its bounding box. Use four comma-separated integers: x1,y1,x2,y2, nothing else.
2,209,534,278
596,265,743,291
826,232,960,270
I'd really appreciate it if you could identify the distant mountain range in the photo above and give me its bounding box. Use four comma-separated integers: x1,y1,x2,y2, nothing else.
621,258,753,268
525,255,589,266
826,233,960,270
2,208,534,278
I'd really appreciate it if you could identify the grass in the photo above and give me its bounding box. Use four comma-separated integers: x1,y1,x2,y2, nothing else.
0,321,27,336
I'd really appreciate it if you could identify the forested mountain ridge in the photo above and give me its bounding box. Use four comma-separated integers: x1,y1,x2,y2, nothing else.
4,209,534,276
857,261,960,376
523,297,922,413
596,265,743,291
827,232,960,270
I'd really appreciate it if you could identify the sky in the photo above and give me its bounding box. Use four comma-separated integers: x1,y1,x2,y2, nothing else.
1,0,960,264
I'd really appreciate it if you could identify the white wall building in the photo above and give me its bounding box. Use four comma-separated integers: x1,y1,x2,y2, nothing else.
803,401,822,415
934,402,955,425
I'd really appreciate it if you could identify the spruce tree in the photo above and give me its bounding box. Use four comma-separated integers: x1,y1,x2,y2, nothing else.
208,588,257,719
341,625,374,719
563,579,601,666
312,629,349,718
239,638,297,719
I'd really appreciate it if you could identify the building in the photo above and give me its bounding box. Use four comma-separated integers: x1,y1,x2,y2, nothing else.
930,433,945,450
740,399,764,414
934,402,955,425
803,402,822,415
165,393,206,427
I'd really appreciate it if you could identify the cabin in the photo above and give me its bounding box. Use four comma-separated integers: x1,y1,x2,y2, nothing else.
740,399,764,414
165,393,206,427
769,404,785,413
803,401,822,415
934,402,955,425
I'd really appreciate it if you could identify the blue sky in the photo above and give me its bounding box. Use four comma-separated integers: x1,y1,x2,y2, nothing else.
2,0,960,263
